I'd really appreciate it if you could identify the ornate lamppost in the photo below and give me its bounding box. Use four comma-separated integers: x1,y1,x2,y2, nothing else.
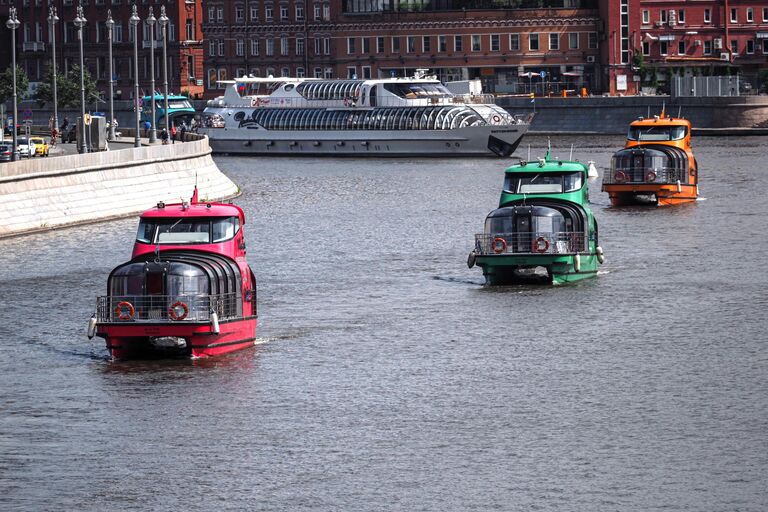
146,7,157,143
48,6,60,138
6,7,20,161
130,4,141,148
158,6,170,136
106,10,116,141
73,4,87,154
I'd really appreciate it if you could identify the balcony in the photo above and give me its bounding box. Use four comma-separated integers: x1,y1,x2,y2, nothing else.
22,41,46,52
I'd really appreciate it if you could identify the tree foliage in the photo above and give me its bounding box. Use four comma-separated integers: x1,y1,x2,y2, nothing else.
34,65,101,109
0,65,30,104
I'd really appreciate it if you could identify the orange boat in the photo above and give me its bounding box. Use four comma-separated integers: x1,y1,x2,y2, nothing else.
602,110,698,206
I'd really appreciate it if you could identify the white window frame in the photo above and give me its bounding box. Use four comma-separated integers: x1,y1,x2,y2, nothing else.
569,32,579,50
549,33,559,50
642,10,649,24
471,34,481,52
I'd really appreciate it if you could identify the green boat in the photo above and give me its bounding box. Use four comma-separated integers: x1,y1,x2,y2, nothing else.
468,154,604,285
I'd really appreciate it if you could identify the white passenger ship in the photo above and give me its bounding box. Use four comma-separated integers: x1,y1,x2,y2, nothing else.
201,76,532,157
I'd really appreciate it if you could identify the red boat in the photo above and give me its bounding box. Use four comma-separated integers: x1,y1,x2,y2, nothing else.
88,189,257,359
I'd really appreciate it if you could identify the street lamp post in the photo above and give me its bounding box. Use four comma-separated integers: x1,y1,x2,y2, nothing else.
6,7,20,161
130,5,141,148
146,7,157,143
48,6,60,139
158,6,170,136
106,10,116,141
73,4,87,154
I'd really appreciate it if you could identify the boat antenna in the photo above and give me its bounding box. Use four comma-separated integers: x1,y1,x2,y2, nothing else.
647,105,650,118
677,105,682,118
660,101,666,118
569,143,574,161
545,137,551,160
527,144,531,161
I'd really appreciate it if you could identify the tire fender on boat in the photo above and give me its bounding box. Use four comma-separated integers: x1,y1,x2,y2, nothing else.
115,301,135,321
492,237,507,254
467,251,476,268
168,301,189,321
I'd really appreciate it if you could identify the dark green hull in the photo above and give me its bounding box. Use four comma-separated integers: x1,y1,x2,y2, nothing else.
476,252,600,286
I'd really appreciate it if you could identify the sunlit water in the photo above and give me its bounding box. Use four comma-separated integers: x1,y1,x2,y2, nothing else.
1,136,766,511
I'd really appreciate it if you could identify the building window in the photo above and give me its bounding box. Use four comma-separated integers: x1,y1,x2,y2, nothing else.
392,37,400,53
678,40,685,55
730,8,737,23
186,20,193,41
208,6,215,23
236,6,244,23
588,32,597,49
281,37,289,55
509,34,519,51
438,35,446,52
731,40,738,53
266,6,273,22
490,34,499,52
323,5,330,20
377,37,384,53
471,35,481,52
763,39,768,53
347,67,356,79
407,36,416,53
324,67,333,79
764,8,768,22
217,69,226,88
347,37,356,54
250,5,258,21
703,40,712,55
236,68,245,79
266,38,274,56
314,67,322,78
569,33,578,50
642,10,649,24
678,10,685,24
296,5,304,20
314,37,321,54
218,40,225,56
297,67,305,78
746,8,753,23
549,33,559,50
529,33,539,51
209,40,216,57
362,66,371,79
236,38,244,56
323,37,330,55
362,37,370,54
660,10,667,23
217,8,224,22
454,35,462,52
314,5,321,20
251,39,260,56
423,36,431,53
642,41,649,56
207,69,216,89
280,6,288,21
704,9,711,23
660,41,668,56
747,39,754,54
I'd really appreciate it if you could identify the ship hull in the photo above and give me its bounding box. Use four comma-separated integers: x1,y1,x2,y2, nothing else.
202,125,527,157
97,317,257,360
476,253,600,286
603,184,698,206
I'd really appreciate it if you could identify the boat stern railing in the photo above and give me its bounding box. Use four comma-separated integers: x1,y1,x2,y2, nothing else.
474,232,586,256
604,166,685,184
96,293,239,323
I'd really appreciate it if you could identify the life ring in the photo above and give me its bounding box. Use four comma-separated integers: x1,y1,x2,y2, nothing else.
532,237,550,253
645,171,657,182
115,301,135,321
614,171,628,183
492,237,507,254
168,301,189,321
491,115,501,124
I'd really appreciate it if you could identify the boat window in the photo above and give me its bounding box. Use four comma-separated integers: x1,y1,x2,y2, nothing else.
382,82,452,99
563,173,583,192
167,262,209,296
627,125,687,141
503,172,583,194
136,217,230,245
212,217,240,242
109,263,145,296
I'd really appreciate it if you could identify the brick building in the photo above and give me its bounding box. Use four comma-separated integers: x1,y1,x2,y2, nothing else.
599,0,768,95
202,0,602,98
0,0,205,104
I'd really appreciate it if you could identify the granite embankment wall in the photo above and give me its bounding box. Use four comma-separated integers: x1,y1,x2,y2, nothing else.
497,95,768,134
0,136,239,239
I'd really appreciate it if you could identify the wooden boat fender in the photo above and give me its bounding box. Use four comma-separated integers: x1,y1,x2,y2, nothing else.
169,301,189,321
532,237,550,253
492,237,507,254
115,301,135,321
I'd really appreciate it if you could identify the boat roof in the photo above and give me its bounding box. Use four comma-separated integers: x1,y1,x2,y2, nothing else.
505,158,588,174
140,202,245,222
218,76,442,86
630,116,691,127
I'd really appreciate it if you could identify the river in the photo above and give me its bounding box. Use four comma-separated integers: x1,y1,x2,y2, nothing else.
1,135,766,511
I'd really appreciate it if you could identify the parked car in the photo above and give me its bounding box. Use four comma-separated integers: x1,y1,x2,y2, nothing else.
16,137,32,158
29,136,49,157
62,125,77,143
0,143,12,162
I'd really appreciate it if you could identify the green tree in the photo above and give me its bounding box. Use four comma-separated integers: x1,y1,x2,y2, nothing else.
34,65,101,109
0,65,30,104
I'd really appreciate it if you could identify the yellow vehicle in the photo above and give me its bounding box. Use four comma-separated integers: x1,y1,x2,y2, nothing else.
29,136,50,157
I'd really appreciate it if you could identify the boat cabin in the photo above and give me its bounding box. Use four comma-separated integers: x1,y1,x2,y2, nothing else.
608,145,689,184
503,171,584,195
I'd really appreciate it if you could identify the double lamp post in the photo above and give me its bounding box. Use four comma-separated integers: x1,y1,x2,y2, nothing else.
6,2,173,154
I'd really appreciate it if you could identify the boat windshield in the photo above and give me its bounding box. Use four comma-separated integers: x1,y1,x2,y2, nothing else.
503,172,583,194
627,125,687,141
382,82,452,99
136,216,240,244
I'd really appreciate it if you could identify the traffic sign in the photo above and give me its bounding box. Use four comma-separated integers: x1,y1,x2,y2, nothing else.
83,113,92,126
539,71,547,79
23,108,32,120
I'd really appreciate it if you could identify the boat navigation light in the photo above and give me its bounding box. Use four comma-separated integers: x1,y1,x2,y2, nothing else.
182,201,189,210
157,201,165,209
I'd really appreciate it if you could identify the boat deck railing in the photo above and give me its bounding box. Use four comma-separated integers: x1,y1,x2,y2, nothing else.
96,293,238,323
603,166,686,184
474,232,586,256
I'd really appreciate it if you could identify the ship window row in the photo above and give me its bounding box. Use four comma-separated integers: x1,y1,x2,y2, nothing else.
246,107,484,130
296,81,363,100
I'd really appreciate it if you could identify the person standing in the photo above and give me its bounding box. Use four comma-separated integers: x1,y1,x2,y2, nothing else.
180,122,187,142
170,124,177,144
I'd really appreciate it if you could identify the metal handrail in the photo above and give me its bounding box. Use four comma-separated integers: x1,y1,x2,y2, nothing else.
474,232,586,255
603,166,685,184
96,293,238,323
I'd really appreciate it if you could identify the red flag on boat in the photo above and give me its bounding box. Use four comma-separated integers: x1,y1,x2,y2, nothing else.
191,186,199,204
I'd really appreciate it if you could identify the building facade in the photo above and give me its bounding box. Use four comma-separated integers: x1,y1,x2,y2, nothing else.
0,0,205,105
600,0,768,95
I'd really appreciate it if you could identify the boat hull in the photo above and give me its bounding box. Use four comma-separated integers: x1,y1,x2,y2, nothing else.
476,253,600,286
201,125,527,157
603,183,698,206
96,317,257,360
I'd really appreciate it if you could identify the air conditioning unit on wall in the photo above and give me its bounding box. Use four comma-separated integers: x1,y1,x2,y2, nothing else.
720,52,730,61
714,38,723,49
586,55,596,63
